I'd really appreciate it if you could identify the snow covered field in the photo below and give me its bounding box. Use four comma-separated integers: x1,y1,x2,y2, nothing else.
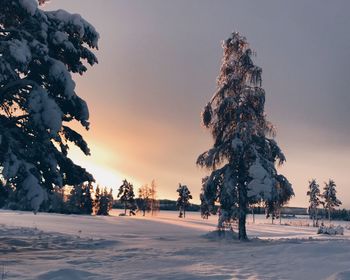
1,210,350,280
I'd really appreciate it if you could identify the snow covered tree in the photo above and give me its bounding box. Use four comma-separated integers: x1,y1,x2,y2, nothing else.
117,179,136,215
67,184,83,214
94,185,101,214
197,32,293,240
81,182,94,215
96,187,113,216
307,179,321,226
323,179,341,222
137,184,151,216
176,183,192,218
0,0,99,212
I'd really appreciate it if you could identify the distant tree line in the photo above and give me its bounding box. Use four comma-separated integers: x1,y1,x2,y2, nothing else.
0,181,113,215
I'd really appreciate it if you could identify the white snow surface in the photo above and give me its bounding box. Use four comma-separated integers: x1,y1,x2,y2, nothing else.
1,210,350,280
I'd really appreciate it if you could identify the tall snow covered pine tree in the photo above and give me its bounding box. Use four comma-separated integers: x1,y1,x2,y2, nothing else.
0,0,99,211
197,32,293,240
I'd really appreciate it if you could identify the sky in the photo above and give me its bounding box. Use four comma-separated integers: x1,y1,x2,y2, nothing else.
46,0,350,207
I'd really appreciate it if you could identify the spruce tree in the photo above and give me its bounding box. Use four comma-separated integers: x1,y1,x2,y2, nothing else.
197,32,293,240
96,187,112,216
176,183,192,218
97,187,107,215
81,182,94,215
67,184,83,214
117,179,136,215
307,179,321,226
107,188,114,213
323,179,341,222
0,0,99,211
94,185,101,214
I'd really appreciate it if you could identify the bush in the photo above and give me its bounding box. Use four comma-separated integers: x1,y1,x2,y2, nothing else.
317,225,344,235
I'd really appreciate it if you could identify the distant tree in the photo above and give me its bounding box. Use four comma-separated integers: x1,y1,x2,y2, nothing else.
67,184,83,214
197,32,293,240
81,182,94,215
96,187,113,216
323,179,341,222
107,188,114,213
176,183,192,218
0,0,99,212
46,186,67,213
137,184,151,216
96,187,109,216
307,179,321,226
117,179,136,215
94,185,101,214
265,175,294,224
149,179,159,216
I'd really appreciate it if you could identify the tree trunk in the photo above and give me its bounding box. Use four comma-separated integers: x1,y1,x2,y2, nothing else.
124,202,127,215
238,212,248,240
184,208,186,218
252,208,255,224
238,186,248,240
328,208,331,223
315,208,319,227
279,209,282,225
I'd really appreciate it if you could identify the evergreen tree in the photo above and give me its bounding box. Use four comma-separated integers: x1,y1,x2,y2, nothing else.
176,183,192,218
307,179,321,226
0,0,99,212
323,179,341,222
97,187,108,215
96,187,112,216
67,184,83,214
81,182,94,215
197,32,293,240
107,188,114,213
47,186,66,214
94,185,101,214
117,179,136,215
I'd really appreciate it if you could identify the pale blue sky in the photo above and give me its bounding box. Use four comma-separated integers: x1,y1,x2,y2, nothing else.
47,0,350,207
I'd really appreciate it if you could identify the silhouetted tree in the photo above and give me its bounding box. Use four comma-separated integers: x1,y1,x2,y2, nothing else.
81,182,94,215
307,179,321,226
94,185,101,214
117,179,136,215
96,187,113,216
176,183,192,218
149,179,159,216
197,32,293,240
137,184,151,216
0,0,98,212
323,179,341,222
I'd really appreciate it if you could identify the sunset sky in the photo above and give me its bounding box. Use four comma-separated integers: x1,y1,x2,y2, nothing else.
46,0,350,207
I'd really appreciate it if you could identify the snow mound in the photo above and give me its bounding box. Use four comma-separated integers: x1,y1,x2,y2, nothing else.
317,225,344,235
326,271,350,280
202,230,239,240
37,268,98,280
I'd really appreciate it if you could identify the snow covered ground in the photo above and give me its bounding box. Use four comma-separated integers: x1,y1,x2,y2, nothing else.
1,210,350,280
